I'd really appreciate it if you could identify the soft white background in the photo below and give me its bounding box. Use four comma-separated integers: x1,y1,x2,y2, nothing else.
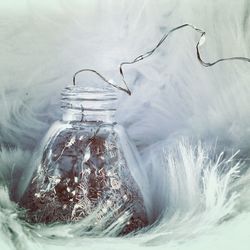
0,0,250,250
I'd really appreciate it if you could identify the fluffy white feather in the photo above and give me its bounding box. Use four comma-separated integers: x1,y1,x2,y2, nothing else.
0,0,250,249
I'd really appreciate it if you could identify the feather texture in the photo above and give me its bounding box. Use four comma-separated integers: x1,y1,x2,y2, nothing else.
0,0,250,249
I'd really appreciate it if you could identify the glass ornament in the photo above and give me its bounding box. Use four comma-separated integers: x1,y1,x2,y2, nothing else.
19,83,148,235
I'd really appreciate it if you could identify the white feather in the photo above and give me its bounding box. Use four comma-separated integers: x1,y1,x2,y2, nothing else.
0,0,250,250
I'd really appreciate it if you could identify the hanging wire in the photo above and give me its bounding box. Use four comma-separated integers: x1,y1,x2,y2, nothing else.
73,23,250,95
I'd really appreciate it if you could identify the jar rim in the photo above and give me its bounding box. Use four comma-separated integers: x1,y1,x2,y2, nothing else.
61,85,118,122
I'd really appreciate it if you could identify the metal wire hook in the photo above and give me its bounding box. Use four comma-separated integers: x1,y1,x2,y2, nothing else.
73,23,250,95
73,68,131,95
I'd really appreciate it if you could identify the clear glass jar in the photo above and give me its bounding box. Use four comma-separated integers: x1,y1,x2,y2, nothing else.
19,85,148,235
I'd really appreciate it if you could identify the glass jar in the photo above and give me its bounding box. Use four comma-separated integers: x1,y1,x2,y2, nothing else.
19,85,148,235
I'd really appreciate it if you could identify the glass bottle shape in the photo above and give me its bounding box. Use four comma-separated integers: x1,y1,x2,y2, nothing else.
19,85,148,235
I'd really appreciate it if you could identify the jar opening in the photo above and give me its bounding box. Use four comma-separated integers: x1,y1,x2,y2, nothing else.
61,86,118,122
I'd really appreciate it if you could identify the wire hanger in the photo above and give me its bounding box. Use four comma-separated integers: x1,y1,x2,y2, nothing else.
73,23,250,95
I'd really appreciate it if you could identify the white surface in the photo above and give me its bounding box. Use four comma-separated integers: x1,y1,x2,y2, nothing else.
0,0,250,249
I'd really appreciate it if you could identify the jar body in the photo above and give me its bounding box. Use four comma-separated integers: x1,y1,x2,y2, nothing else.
20,120,148,234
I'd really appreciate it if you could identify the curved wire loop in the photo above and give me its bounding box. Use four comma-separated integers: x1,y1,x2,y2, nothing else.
73,69,131,95
73,23,250,95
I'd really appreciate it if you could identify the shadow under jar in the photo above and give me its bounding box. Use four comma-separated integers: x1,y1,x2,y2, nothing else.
19,86,148,235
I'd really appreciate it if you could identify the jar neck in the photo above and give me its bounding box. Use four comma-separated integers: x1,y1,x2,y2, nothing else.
61,86,118,123
62,110,116,123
